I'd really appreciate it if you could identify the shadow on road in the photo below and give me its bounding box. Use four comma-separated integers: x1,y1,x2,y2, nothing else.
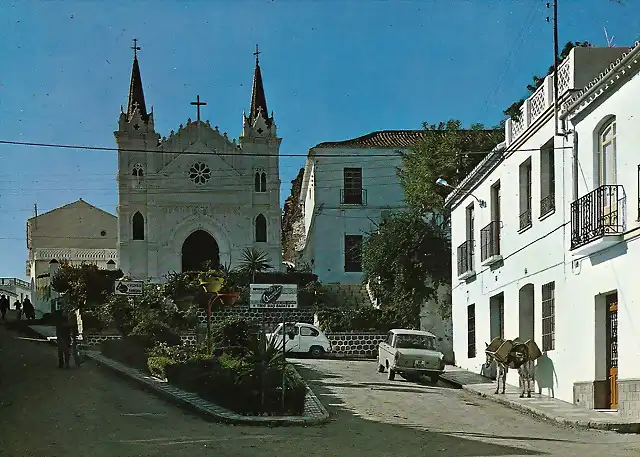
295,363,546,456
317,380,445,395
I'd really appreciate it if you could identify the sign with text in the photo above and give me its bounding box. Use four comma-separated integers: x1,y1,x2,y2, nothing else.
250,284,298,309
114,280,144,296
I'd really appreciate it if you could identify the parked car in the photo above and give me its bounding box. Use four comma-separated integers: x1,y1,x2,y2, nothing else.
266,322,332,358
377,329,445,383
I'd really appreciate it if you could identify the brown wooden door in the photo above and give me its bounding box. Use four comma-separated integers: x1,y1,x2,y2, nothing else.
608,298,619,410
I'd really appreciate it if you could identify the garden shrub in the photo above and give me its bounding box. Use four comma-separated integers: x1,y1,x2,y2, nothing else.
100,337,149,371
211,317,260,352
128,320,182,348
147,356,174,379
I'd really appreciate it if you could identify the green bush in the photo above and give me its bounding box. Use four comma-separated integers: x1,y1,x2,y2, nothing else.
147,356,174,379
316,305,399,332
211,317,260,352
101,337,149,371
129,320,182,348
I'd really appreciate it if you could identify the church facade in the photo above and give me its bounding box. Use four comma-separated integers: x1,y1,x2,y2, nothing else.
115,45,282,281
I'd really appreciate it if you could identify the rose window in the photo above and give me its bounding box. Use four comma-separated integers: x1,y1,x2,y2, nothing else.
189,162,211,185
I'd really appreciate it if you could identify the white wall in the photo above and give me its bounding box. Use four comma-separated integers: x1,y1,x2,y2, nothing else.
300,147,406,284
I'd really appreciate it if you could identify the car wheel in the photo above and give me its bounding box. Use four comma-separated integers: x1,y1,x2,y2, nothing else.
309,346,324,358
377,361,385,373
387,368,396,381
429,375,439,384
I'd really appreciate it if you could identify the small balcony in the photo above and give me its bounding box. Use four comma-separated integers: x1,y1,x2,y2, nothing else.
480,221,502,265
340,188,367,205
540,192,555,218
570,185,626,255
457,239,475,279
519,207,532,232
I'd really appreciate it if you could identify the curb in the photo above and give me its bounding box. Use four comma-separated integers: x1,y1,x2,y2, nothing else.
85,351,330,427
455,384,640,434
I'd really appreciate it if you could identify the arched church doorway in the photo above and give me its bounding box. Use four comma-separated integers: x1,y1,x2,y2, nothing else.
181,230,220,272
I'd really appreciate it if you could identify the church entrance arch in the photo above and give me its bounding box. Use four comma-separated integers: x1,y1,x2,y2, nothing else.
181,230,220,272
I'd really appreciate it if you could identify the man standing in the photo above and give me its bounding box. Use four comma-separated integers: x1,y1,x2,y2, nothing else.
14,299,22,320
0,295,8,320
54,308,72,368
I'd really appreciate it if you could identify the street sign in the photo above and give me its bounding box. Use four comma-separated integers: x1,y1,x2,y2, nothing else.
114,280,143,296
250,284,298,309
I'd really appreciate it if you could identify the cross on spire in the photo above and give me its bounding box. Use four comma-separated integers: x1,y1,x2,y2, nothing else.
253,44,261,64
190,95,207,122
131,38,141,57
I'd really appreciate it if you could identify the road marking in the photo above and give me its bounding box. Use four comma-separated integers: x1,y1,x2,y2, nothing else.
119,435,280,445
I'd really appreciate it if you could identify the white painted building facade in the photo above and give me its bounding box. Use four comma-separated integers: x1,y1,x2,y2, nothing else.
115,48,282,281
0,278,31,309
296,131,421,285
26,199,118,315
446,45,638,415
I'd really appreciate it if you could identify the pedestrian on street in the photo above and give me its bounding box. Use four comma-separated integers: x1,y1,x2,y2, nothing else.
54,308,72,369
22,297,35,320
0,295,8,321
68,307,83,367
14,299,22,320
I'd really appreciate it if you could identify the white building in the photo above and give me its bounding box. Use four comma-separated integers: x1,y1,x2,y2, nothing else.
26,199,118,315
446,45,634,413
295,130,420,285
115,46,282,281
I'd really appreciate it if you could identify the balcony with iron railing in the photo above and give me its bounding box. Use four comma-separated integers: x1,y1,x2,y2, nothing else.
540,192,555,218
519,206,532,232
0,278,30,289
340,188,368,205
480,221,501,265
570,185,626,255
457,239,475,280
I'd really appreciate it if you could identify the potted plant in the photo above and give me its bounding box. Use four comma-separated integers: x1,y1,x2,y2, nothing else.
217,263,243,307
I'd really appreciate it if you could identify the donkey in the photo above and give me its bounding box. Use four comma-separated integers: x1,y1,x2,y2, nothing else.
516,355,535,398
485,343,508,394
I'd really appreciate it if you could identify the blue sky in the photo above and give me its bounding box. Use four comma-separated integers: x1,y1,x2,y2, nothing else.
0,0,638,278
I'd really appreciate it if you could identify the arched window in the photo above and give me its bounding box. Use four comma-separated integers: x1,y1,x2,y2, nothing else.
132,163,144,177
132,212,145,241
254,172,261,192
597,118,616,186
260,172,267,192
255,214,267,242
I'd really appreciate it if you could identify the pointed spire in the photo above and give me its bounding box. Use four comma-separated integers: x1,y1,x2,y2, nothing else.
127,38,149,123
249,44,271,127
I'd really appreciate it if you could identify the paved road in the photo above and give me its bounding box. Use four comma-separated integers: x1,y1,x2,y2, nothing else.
292,357,640,457
2,324,640,457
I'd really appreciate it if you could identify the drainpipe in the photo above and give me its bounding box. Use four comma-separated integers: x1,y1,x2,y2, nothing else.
572,130,578,202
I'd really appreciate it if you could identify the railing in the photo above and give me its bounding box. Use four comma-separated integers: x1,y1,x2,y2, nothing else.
570,185,626,250
0,278,30,288
540,193,555,217
340,188,367,205
457,239,475,277
519,207,532,231
480,221,500,261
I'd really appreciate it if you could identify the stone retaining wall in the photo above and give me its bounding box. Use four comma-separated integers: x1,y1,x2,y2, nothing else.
82,332,198,346
326,332,386,358
196,306,315,331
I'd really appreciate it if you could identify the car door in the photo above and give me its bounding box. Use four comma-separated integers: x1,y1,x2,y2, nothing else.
379,331,394,363
298,325,320,352
282,324,300,353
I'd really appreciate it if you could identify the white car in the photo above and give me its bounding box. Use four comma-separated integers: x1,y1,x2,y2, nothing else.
267,322,332,358
377,329,445,383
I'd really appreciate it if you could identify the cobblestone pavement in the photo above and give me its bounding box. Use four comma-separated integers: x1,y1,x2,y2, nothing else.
292,358,640,457
3,322,640,457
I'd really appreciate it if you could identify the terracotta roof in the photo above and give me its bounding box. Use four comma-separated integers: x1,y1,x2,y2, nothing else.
564,40,640,109
313,129,497,149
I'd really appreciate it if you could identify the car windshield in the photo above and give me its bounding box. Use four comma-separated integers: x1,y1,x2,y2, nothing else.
395,334,436,350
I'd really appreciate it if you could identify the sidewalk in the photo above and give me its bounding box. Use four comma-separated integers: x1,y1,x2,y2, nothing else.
441,365,640,434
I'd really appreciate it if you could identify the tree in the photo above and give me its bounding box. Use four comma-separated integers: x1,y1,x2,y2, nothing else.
50,263,123,311
398,120,504,218
362,211,451,327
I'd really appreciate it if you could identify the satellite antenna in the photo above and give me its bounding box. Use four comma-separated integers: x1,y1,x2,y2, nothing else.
604,27,615,47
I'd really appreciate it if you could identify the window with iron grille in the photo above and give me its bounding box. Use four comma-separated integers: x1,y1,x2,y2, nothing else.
343,168,363,204
344,235,363,272
541,282,555,351
467,304,476,358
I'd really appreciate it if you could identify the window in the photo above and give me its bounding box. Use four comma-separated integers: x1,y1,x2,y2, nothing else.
540,139,555,217
467,304,476,358
300,326,319,337
255,214,267,242
132,212,145,241
386,331,394,345
132,163,144,177
466,203,475,241
541,282,556,351
519,157,532,231
490,293,504,340
344,234,363,272
342,168,363,204
254,171,267,192
277,324,299,336
597,118,617,186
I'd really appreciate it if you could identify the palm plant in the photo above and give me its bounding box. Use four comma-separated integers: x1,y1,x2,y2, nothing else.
237,248,273,283
239,333,284,407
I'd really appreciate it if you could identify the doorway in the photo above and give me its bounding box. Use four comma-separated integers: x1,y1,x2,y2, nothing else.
518,283,535,341
181,230,220,272
607,292,618,410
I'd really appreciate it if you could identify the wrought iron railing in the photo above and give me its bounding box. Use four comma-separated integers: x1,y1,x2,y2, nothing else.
570,185,626,250
340,188,367,205
480,221,500,261
540,192,555,218
457,239,475,277
519,207,532,231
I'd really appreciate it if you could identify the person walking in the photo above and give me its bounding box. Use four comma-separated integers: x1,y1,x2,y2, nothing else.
22,297,35,320
0,295,8,321
14,299,22,320
54,308,72,368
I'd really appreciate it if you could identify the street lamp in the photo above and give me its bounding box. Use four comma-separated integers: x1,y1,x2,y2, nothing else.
436,177,486,208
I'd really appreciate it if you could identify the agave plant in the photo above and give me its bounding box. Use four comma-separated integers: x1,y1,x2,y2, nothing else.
238,333,285,407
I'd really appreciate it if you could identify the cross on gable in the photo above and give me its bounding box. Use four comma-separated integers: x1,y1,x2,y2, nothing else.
190,95,207,122
131,38,141,57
